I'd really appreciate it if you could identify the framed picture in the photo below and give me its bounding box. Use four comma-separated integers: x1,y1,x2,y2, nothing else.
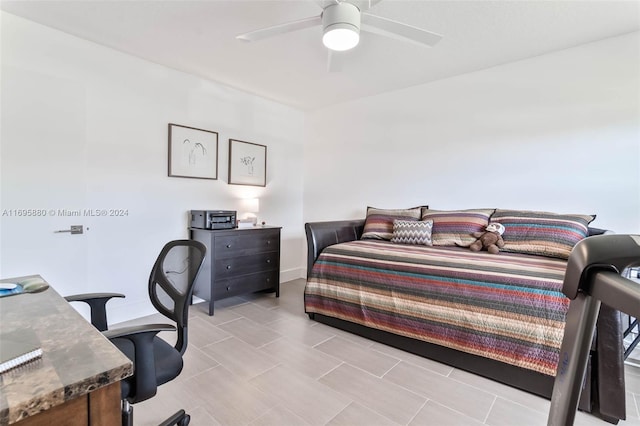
168,123,218,179
228,139,267,187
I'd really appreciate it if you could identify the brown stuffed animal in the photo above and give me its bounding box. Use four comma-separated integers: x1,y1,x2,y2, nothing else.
469,223,505,254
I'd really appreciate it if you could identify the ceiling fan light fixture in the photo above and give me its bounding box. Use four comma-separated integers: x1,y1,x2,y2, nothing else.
322,2,361,51
323,24,360,51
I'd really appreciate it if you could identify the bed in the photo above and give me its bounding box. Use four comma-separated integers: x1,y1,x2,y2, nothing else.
304,219,626,423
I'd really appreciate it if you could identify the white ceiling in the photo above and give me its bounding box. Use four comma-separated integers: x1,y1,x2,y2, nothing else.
2,0,639,111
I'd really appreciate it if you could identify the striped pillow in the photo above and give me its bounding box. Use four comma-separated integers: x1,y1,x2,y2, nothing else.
490,209,595,259
421,209,495,247
391,219,433,246
361,207,422,240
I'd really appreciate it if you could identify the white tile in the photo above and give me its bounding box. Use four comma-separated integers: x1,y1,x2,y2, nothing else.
176,345,219,381
383,361,495,422
327,402,400,426
371,341,454,377
448,367,549,414
190,300,244,325
259,337,342,379
319,363,426,425
310,321,375,348
410,400,484,426
186,316,232,348
248,405,312,426
133,375,205,426
217,317,282,347
250,365,352,426
627,369,640,394
268,316,337,347
485,397,547,426
188,366,278,425
201,336,279,380
315,335,399,377
230,300,286,324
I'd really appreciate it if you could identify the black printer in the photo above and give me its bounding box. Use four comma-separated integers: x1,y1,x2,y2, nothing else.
190,210,236,230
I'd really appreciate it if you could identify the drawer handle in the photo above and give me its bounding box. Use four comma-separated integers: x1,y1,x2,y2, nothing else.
226,286,231,291
226,265,231,269
266,259,271,264
226,244,232,248
266,278,270,283
266,241,271,245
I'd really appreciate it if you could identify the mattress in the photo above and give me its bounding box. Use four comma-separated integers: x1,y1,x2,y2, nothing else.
304,240,570,376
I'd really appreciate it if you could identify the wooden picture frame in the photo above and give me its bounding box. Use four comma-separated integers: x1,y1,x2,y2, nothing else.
168,123,218,180
228,139,267,187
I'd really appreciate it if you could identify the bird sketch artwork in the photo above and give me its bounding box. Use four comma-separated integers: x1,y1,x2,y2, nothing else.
169,124,218,180
183,138,207,166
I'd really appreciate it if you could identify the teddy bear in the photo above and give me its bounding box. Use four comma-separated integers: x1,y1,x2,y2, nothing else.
469,223,505,254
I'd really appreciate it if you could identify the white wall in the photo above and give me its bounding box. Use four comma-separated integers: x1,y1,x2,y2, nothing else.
0,12,305,323
2,11,639,323
304,32,640,235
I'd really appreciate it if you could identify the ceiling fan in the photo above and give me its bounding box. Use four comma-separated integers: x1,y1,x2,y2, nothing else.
236,0,443,71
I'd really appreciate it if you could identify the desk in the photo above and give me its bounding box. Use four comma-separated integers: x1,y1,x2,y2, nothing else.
0,275,132,425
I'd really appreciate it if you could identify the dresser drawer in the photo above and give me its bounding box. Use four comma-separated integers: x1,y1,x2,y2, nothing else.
214,231,279,258
190,226,281,315
212,270,278,299
214,252,278,279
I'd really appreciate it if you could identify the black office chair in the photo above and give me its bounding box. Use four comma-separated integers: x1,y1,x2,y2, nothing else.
66,240,206,426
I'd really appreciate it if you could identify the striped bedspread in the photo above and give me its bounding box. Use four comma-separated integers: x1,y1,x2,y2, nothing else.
304,240,570,376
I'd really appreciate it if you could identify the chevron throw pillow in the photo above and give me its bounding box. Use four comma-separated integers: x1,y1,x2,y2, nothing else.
390,220,433,246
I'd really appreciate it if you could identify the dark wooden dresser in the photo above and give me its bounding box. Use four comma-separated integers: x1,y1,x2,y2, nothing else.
189,226,281,315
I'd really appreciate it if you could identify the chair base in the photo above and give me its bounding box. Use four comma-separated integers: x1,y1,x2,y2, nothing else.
122,400,133,426
159,410,190,426
122,400,189,426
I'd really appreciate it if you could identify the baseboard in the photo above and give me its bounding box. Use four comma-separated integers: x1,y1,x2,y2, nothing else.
280,267,305,283
104,268,305,325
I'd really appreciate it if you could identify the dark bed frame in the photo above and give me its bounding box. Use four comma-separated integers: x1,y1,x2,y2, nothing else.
305,219,626,424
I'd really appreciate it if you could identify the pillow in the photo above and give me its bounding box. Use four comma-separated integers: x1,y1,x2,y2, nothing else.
390,219,433,246
361,206,423,240
421,209,495,247
490,209,595,259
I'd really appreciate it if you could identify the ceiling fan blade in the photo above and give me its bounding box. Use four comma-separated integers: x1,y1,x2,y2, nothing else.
237,16,322,42
327,50,346,72
361,13,442,47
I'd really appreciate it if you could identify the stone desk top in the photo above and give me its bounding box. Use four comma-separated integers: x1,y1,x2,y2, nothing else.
0,275,132,425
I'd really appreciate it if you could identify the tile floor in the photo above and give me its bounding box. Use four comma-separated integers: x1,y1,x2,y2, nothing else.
121,279,640,426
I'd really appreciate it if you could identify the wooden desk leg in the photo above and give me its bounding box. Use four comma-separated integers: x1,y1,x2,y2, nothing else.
89,381,121,426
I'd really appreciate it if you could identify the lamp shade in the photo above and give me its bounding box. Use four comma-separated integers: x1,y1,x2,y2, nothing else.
322,2,360,52
241,198,259,213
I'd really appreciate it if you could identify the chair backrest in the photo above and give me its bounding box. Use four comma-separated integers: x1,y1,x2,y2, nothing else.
148,239,206,355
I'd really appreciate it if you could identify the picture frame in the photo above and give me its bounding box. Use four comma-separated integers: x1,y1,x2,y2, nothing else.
228,139,267,187
168,123,218,180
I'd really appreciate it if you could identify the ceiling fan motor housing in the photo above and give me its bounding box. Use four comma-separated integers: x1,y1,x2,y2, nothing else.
322,2,361,51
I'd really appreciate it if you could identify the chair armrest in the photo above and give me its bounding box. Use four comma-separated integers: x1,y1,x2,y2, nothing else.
104,323,176,402
102,323,176,340
65,292,125,331
65,292,125,302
